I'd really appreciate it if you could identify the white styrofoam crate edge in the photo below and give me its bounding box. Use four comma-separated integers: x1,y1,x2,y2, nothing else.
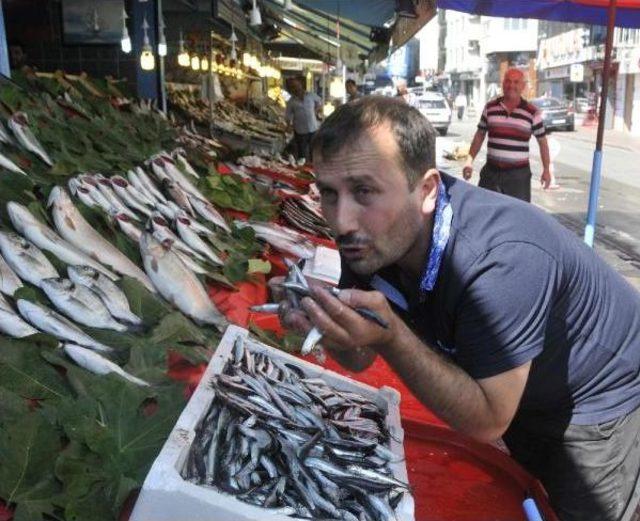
130,324,414,521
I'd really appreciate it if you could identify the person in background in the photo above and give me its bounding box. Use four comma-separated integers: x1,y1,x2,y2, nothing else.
454,92,467,120
273,96,640,521
346,79,361,102
463,68,551,202
285,76,322,162
395,79,418,108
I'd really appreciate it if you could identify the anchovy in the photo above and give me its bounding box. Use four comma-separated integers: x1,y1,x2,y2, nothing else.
7,201,118,281
0,231,58,288
48,187,155,292
63,343,149,386
301,326,323,355
249,303,280,313
40,277,128,332
8,112,53,166
16,299,114,353
68,265,142,326
139,231,227,329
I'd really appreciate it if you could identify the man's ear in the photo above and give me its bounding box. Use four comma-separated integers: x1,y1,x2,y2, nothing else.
420,169,441,215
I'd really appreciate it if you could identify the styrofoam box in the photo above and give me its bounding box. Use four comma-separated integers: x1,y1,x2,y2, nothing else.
130,324,415,521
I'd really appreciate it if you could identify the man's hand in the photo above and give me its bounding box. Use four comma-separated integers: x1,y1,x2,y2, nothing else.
540,168,551,189
300,287,398,354
462,163,474,180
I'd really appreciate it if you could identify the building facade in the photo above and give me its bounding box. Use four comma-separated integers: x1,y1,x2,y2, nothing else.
537,23,640,133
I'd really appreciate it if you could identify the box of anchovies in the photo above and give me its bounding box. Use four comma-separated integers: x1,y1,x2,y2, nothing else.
130,324,414,521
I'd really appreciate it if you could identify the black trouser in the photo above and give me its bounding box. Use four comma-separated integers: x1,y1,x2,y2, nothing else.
503,406,640,521
457,106,465,120
479,163,532,202
294,131,315,161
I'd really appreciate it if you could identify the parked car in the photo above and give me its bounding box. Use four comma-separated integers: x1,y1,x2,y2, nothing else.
574,97,592,113
531,97,575,131
417,92,452,135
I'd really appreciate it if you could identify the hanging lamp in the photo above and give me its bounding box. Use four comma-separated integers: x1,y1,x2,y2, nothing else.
140,16,155,71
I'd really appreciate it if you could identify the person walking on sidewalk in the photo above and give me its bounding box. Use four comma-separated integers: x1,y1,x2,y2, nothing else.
463,68,551,202
455,92,467,120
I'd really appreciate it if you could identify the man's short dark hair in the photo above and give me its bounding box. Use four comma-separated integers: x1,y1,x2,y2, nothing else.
345,79,356,87
312,96,436,189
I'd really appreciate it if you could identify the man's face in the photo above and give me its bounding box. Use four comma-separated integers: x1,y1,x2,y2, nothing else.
314,125,428,276
346,83,357,96
289,79,303,96
502,71,525,101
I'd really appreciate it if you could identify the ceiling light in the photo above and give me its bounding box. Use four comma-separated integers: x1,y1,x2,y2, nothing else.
158,15,167,56
120,9,131,53
140,16,155,71
249,0,262,26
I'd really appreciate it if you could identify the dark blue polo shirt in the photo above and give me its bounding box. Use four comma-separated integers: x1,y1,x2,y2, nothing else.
340,173,640,425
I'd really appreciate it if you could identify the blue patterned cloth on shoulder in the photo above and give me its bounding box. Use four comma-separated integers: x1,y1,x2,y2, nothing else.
419,180,453,294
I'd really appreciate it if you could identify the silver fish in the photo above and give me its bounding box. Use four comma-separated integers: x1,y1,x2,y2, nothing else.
68,265,142,326
110,211,142,243
0,252,23,295
139,232,227,329
127,169,160,204
0,307,38,338
236,221,315,259
301,326,323,355
7,201,118,281
157,153,206,199
63,343,149,386
175,209,214,237
0,120,14,145
40,277,128,332
110,176,153,216
0,231,58,288
134,167,168,203
16,299,114,353
173,151,200,179
163,179,196,216
92,176,139,220
47,187,155,292
8,112,54,166
190,196,231,233
148,212,206,261
0,151,27,176
175,215,223,265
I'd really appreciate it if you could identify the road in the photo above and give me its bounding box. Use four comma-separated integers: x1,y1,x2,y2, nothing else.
436,117,640,287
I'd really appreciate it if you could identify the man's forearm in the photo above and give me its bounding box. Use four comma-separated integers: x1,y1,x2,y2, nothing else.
538,137,550,170
378,320,507,441
326,345,377,372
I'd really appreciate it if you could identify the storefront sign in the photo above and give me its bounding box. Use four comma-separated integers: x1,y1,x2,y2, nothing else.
538,28,589,69
619,48,640,74
570,63,584,82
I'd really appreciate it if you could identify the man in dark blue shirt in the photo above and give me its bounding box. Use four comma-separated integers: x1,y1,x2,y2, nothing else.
275,96,640,521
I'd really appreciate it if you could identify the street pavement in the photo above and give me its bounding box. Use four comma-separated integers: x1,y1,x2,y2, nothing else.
436,115,640,290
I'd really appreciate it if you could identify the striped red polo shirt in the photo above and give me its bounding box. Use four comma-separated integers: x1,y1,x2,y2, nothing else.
478,96,546,169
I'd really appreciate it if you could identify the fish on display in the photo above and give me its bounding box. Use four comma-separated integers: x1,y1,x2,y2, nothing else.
0,306,38,338
63,343,149,387
110,176,153,216
16,299,115,353
92,175,139,220
153,153,204,199
234,221,315,259
7,201,118,281
40,277,128,332
47,186,155,292
162,178,195,217
0,120,14,145
68,265,142,326
172,150,200,179
148,212,206,262
0,252,23,295
175,214,223,265
135,166,168,204
182,335,409,520
110,211,143,243
175,209,214,237
72,176,113,212
8,112,54,166
0,231,58,288
189,196,231,233
0,151,27,176
139,231,227,330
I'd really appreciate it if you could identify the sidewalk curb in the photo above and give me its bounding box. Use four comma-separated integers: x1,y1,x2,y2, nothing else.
560,129,637,153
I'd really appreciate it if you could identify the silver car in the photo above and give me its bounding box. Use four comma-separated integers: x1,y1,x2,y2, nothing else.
417,93,452,136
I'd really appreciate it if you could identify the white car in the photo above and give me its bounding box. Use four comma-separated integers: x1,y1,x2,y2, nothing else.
417,93,452,136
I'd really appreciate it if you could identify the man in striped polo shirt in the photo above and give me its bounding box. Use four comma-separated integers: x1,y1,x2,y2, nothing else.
463,68,551,202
